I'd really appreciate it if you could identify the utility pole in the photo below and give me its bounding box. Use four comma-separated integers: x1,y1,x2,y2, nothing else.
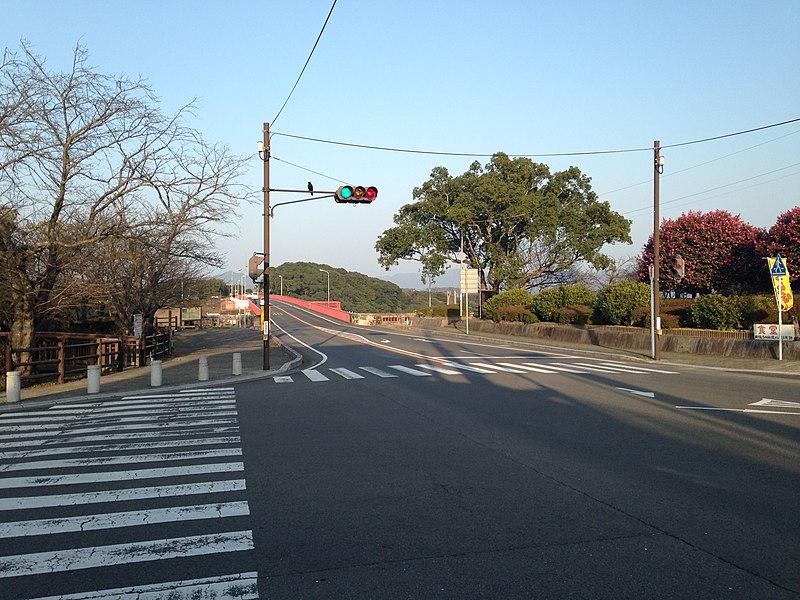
261,122,271,370
653,140,663,361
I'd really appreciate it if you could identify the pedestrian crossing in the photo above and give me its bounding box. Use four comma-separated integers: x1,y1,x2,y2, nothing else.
0,388,259,599
276,359,678,383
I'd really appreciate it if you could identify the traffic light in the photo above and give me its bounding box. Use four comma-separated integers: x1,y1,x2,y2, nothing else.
248,252,264,282
335,185,378,204
672,255,686,280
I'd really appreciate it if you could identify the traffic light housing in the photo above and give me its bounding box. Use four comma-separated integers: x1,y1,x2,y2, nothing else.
672,255,686,280
335,185,378,204
248,252,265,282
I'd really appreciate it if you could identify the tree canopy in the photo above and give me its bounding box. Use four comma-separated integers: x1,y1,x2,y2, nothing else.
376,153,631,293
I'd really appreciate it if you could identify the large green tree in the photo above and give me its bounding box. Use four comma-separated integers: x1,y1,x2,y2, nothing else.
376,153,631,293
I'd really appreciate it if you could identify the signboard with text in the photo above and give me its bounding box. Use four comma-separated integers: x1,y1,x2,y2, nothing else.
753,324,795,341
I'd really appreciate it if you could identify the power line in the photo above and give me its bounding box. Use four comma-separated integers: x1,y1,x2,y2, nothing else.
273,117,800,158
272,155,350,185
271,0,338,127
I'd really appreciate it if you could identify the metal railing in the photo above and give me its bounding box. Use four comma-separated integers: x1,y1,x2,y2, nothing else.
1,331,171,388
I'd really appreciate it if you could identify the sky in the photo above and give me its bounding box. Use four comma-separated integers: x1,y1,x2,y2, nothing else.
3,1,799,287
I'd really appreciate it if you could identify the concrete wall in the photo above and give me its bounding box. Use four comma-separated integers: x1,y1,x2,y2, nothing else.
410,317,800,361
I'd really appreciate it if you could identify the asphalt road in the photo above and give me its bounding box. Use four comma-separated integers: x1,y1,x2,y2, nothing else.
1,300,798,598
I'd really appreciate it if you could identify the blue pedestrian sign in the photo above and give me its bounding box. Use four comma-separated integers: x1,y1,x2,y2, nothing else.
771,254,787,277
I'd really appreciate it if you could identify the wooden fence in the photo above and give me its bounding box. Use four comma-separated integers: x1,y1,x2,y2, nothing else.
1,331,171,388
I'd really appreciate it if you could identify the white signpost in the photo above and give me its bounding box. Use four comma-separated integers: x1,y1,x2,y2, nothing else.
460,268,479,335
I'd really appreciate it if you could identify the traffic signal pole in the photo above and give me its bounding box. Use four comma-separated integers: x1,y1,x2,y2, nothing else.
262,122,271,370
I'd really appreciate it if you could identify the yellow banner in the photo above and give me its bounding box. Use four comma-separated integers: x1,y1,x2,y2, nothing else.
767,257,794,311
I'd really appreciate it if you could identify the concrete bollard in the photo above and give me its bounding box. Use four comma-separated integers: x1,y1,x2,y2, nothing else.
232,353,242,376
5,371,21,403
198,356,209,381
151,360,163,387
87,365,101,394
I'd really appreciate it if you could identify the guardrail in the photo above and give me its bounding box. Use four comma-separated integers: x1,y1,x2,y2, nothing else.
1,331,171,388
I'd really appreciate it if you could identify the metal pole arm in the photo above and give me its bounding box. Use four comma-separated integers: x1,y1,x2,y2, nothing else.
270,193,335,216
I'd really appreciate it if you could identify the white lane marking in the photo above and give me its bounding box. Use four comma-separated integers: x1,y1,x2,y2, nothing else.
616,387,655,398
1,501,251,537
0,427,240,448
1,462,243,489
387,365,432,377
302,369,330,382
515,363,561,373
751,398,800,408
0,530,254,578
0,480,246,511
542,363,592,374
599,362,678,374
359,367,399,378
1,448,242,472
469,362,527,374
414,364,463,375
570,362,630,373
0,418,238,434
0,437,241,459
675,406,800,416
0,408,238,425
273,376,294,383
496,362,556,373
271,317,328,368
28,572,259,600
329,368,365,380
440,361,495,374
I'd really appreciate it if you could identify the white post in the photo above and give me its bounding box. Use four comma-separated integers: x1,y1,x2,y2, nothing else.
198,356,209,381
87,365,101,394
150,360,163,387
232,353,242,376
5,371,21,403
466,291,470,335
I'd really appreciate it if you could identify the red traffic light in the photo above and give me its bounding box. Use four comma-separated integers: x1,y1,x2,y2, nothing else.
334,185,378,204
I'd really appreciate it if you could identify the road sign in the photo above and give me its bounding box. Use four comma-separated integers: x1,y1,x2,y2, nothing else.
460,268,479,295
770,254,787,277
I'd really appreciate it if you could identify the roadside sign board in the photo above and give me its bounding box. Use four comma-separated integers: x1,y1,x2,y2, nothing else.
754,324,795,341
767,256,794,311
460,268,479,295
770,254,787,277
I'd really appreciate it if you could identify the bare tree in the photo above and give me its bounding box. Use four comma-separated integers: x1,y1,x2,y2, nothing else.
0,42,250,370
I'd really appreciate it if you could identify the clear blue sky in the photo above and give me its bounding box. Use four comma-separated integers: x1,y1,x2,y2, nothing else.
3,1,799,284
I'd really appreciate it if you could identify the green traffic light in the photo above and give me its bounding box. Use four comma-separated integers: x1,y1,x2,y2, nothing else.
340,186,353,199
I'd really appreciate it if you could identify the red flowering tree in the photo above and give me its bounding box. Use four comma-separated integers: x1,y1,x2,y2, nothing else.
763,206,800,288
637,210,766,296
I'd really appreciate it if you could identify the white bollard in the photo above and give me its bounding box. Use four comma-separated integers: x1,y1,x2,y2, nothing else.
232,353,242,376
198,356,209,381
151,360,163,387
5,371,21,403
87,365,101,394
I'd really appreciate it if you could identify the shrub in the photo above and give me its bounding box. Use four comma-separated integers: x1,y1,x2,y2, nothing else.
498,305,538,324
530,284,596,322
557,304,592,325
416,304,459,318
592,281,651,326
690,294,742,330
483,288,534,322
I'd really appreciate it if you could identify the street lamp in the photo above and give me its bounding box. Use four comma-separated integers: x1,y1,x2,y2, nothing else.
319,268,330,307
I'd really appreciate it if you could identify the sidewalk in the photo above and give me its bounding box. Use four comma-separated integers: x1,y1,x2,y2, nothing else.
0,328,300,411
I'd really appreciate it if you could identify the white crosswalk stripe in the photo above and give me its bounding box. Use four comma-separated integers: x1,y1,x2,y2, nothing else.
270,359,678,384
0,388,260,598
